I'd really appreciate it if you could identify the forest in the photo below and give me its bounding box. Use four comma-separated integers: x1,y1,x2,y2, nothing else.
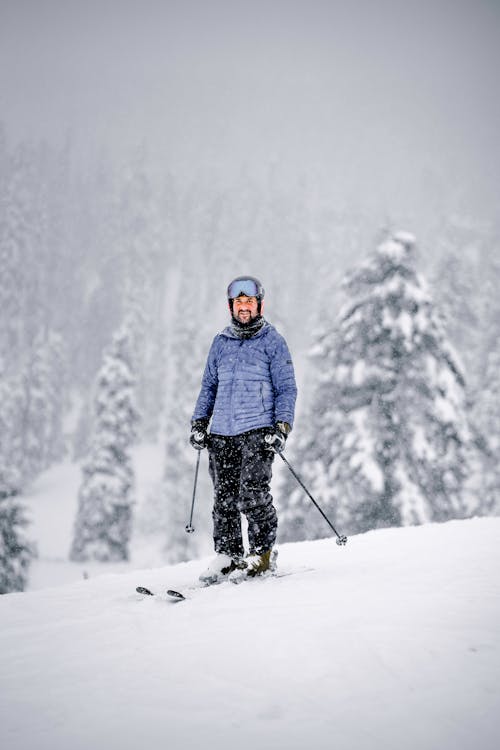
1,124,499,593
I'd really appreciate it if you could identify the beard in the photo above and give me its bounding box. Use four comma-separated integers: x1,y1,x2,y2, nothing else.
234,310,257,326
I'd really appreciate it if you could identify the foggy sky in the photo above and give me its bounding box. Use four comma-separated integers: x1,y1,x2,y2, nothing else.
1,0,499,226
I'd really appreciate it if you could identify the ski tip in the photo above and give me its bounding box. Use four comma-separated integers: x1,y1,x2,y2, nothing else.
136,586,154,596
167,589,186,601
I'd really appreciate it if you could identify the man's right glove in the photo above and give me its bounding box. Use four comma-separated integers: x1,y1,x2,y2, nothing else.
190,419,209,450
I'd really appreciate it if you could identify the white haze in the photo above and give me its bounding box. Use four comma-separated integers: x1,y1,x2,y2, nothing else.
1,0,499,230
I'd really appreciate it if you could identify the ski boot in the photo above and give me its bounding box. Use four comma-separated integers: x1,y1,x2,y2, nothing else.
246,548,278,578
199,553,247,585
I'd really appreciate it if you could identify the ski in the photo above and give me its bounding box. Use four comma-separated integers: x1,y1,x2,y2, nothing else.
167,589,186,600
136,585,186,602
136,567,313,603
136,580,228,601
136,586,154,596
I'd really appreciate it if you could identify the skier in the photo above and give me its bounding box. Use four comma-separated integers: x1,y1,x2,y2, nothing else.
190,276,297,582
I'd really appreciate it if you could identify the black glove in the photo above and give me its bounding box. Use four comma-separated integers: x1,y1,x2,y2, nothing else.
265,422,291,453
190,419,209,450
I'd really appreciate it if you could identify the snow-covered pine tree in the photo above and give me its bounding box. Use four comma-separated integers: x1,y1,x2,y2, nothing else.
0,143,31,371
19,331,67,483
470,346,500,515
1,138,69,491
432,250,479,385
0,366,24,495
430,216,497,394
139,258,213,565
158,309,213,564
469,237,500,516
279,232,471,540
116,155,167,441
0,489,35,594
70,324,139,562
0,359,36,592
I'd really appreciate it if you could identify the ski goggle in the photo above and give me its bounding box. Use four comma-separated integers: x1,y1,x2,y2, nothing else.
227,277,264,300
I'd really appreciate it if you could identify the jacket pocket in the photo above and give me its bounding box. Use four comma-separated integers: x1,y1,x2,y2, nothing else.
260,381,273,413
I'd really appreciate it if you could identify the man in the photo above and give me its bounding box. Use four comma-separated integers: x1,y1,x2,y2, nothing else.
190,276,297,582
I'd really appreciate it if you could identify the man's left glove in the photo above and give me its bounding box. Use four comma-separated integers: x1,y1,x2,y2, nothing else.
265,422,291,453
190,419,209,450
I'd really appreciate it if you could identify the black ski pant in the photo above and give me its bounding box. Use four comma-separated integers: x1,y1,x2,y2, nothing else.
207,428,277,558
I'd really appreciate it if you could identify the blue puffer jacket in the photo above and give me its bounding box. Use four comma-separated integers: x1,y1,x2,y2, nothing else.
192,321,297,436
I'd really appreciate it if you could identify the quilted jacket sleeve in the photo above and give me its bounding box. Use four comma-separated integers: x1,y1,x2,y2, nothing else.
269,332,297,429
192,336,219,424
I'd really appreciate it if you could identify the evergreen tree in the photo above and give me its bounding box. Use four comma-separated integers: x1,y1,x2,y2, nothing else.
0,137,70,490
116,155,167,441
138,261,213,564
70,324,139,562
0,358,35,593
0,143,32,371
441,224,500,514
432,249,479,385
19,331,67,483
159,312,211,563
279,232,472,540
0,490,35,594
471,347,500,515
0,370,24,498
430,216,496,393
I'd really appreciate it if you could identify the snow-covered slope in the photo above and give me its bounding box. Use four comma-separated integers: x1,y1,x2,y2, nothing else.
1,518,499,750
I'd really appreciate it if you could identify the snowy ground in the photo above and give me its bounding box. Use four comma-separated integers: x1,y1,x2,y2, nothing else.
1,509,499,750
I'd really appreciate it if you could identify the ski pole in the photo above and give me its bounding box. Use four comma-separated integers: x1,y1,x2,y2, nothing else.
275,449,348,546
185,450,201,534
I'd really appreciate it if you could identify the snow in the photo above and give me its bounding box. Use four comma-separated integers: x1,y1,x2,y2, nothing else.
352,359,366,385
377,232,415,262
381,308,414,340
2,465,499,750
1,519,499,750
22,445,167,589
394,464,431,525
349,410,385,493
397,310,413,339
412,425,436,460
435,395,459,423
393,231,417,247
377,239,408,261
